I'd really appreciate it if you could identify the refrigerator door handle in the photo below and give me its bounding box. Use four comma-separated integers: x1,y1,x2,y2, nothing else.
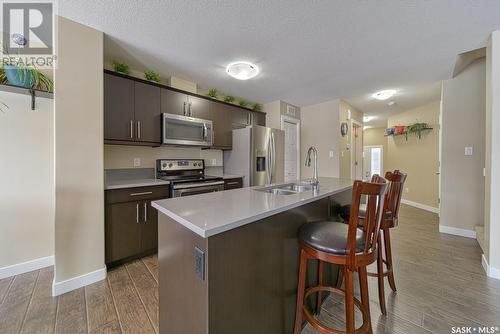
271,132,275,183
266,134,272,184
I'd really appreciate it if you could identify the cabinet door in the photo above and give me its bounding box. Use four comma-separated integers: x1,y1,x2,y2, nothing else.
104,73,135,141
231,107,251,129
210,102,233,148
188,96,211,120
141,201,158,253
161,88,188,116
105,201,142,264
252,112,266,126
134,82,161,144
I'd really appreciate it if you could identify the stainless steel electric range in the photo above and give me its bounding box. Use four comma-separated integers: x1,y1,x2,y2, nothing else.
156,159,224,198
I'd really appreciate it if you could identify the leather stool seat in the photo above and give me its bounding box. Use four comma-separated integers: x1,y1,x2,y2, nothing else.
299,221,366,255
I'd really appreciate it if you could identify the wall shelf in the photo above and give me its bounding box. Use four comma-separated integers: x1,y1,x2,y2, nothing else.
0,83,53,110
384,127,433,137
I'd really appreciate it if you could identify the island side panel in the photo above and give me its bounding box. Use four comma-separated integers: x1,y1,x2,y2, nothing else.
207,189,352,334
158,214,209,334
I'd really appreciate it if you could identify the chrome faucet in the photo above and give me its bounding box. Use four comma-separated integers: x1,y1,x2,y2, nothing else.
305,146,319,188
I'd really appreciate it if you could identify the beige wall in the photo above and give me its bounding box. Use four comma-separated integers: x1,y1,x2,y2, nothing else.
54,17,105,286
363,127,388,173
441,59,485,233
387,101,440,208
485,31,500,270
104,145,223,169
339,100,363,179
0,93,54,269
300,99,340,179
264,100,301,130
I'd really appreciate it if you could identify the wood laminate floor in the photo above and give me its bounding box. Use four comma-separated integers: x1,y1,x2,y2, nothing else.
1,205,499,333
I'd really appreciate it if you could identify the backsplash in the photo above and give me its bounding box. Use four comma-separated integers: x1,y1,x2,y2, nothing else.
104,145,223,169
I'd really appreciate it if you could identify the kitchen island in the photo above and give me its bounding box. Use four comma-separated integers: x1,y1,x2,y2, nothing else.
152,177,353,334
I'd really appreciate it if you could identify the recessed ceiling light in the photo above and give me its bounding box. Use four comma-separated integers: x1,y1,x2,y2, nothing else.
387,101,396,106
372,89,396,100
226,61,259,80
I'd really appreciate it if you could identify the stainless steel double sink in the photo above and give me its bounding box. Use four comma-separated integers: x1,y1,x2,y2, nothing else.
255,181,316,195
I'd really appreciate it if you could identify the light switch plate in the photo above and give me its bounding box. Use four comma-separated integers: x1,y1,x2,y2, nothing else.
133,158,141,167
329,150,334,158
465,147,473,156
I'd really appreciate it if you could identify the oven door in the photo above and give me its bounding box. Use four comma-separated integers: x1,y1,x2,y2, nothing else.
162,113,213,147
172,181,224,198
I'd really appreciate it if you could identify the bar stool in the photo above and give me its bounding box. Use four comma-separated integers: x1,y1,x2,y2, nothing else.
293,177,388,334
363,170,407,315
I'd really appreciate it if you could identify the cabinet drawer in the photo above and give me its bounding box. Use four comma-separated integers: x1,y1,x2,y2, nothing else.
224,178,243,190
106,185,169,204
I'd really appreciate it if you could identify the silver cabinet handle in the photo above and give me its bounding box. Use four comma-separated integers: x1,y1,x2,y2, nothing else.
130,191,153,196
136,203,139,223
143,202,147,222
137,121,141,139
247,112,251,125
183,101,186,115
226,181,239,186
189,102,192,116
130,120,134,138
203,124,207,141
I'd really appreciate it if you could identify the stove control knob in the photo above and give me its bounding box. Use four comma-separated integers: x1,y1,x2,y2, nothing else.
168,163,173,168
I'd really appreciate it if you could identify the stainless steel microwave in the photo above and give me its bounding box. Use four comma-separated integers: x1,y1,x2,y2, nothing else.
162,113,213,147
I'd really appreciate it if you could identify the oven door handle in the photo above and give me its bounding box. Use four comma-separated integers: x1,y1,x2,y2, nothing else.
173,181,225,189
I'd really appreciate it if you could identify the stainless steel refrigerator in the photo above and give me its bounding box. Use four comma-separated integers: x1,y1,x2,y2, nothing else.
224,125,284,187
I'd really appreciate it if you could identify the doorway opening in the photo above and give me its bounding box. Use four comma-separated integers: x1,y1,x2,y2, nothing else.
363,145,383,181
281,115,300,182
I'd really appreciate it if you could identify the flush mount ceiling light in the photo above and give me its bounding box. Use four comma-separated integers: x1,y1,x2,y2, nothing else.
372,89,396,100
226,61,259,80
363,115,376,123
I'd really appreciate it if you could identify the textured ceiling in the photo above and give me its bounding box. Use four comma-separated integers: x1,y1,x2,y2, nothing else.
58,1,500,112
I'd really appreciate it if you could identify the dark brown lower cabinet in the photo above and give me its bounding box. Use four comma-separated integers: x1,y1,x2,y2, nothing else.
224,177,243,190
105,185,169,266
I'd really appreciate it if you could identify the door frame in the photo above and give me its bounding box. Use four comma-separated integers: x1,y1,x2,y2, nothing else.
363,145,384,179
281,115,301,180
350,119,363,179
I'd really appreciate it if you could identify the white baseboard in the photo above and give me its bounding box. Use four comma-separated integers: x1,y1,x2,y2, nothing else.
52,266,107,296
439,225,476,239
0,256,54,280
401,199,440,214
482,254,500,280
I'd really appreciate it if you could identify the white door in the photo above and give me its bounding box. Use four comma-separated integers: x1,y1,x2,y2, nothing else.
281,116,300,182
363,145,383,180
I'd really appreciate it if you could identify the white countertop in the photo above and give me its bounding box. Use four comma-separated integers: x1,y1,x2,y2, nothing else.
152,177,353,238
105,178,170,190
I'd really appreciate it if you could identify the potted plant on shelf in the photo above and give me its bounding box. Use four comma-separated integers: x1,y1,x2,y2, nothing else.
407,122,429,139
112,61,131,75
252,103,262,112
144,70,160,83
207,89,218,99
239,100,249,108
224,95,235,103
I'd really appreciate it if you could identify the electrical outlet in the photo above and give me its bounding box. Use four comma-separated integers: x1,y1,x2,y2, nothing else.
194,247,205,280
133,158,141,167
464,147,473,156
211,158,217,166
329,150,334,158
405,187,410,193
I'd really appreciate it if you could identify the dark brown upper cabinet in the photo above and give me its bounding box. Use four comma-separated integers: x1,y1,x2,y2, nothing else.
161,89,210,120
160,88,188,116
252,112,266,126
104,70,266,149
210,102,233,149
187,95,210,120
104,73,161,145
134,82,161,143
104,73,135,141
